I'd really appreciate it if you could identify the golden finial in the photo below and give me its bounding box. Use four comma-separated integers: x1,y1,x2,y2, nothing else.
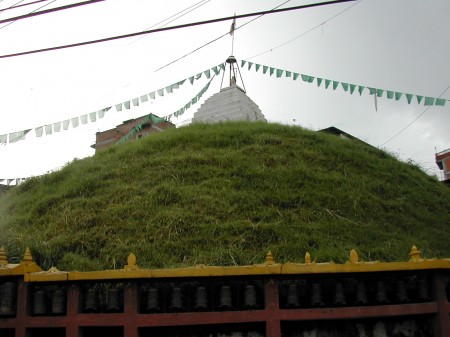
22,247,33,264
305,252,311,264
265,251,275,265
125,253,138,270
409,245,422,261
0,247,8,266
349,249,359,264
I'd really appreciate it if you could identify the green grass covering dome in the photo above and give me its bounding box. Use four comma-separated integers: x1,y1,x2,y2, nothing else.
0,122,449,271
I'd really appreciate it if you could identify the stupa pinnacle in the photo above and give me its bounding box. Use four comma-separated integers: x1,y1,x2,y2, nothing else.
192,56,266,123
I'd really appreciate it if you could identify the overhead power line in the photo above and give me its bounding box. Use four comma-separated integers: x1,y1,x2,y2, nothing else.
0,0,356,59
0,0,105,25
0,0,26,14
127,0,212,47
0,0,56,30
154,0,292,72
380,85,450,146
246,0,362,60
0,0,48,12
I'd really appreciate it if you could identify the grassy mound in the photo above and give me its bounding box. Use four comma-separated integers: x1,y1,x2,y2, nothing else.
0,122,449,271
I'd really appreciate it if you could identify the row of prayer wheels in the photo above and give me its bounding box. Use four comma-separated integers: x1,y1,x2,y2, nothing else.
279,275,431,308
139,282,263,313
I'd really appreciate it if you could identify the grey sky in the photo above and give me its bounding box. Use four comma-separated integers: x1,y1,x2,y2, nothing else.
0,0,449,182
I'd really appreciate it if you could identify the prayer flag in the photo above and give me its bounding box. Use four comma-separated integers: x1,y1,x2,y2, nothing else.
35,127,43,138
53,122,61,132
71,117,79,128
316,78,323,87
230,15,236,36
45,124,53,135
89,112,97,122
81,114,88,124
424,97,434,106
63,120,70,130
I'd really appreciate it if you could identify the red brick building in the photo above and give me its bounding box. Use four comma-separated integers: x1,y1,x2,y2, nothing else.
92,114,174,152
435,148,450,185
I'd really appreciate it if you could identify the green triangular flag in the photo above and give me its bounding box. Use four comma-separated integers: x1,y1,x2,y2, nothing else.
189,76,195,84
269,67,275,76
192,97,198,104
435,98,446,106
416,95,423,104
424,97,434,106
358,86,365,95
165,85,173,94
376,89,384,98
293,73,300,80
195,73,202,80
248,62,253,70
406,93,413,104
395,92,403,101
332,81,339,90
276,69,283,78
204,69,211,79
301,74,309,82
368,88,376,95
241,60,246,68
308,76,315,83
285,71,291,78
185,102,191,109
341,83,349,92
316,78,323,87
212,66,219,75
387,91,394,99
219,63,225,71
255,64,261,72
172,83,179,90
178,79,186,86
263,65,269,74
325,79,331,89
149,92,155,99
157,89,164,96
349,84,356,94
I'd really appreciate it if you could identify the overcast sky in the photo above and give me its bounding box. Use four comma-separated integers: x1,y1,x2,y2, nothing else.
0,0,449,183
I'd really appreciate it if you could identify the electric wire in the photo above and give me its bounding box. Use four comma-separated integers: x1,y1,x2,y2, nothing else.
0,0,48,13
148,0,210,30
128,0,212,46
246,0,362,60
0,0,356,59
0,0,105,24
380,86,450,146
154,0,295,72
0,0,26,14
0,0,56,30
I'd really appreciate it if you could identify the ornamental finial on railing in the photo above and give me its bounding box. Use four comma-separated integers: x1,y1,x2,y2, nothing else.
0,247,8,266
305,252,311,264
22,247,33,265
265,251,275,265
125,253,138,270
349,249,359,264
409,245,422,261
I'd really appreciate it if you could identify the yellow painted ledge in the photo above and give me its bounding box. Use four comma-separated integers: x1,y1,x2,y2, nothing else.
0,247,42,276
4,248,450,283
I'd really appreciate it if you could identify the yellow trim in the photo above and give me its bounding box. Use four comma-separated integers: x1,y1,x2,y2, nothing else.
1,248,447,283
23,259,450,282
